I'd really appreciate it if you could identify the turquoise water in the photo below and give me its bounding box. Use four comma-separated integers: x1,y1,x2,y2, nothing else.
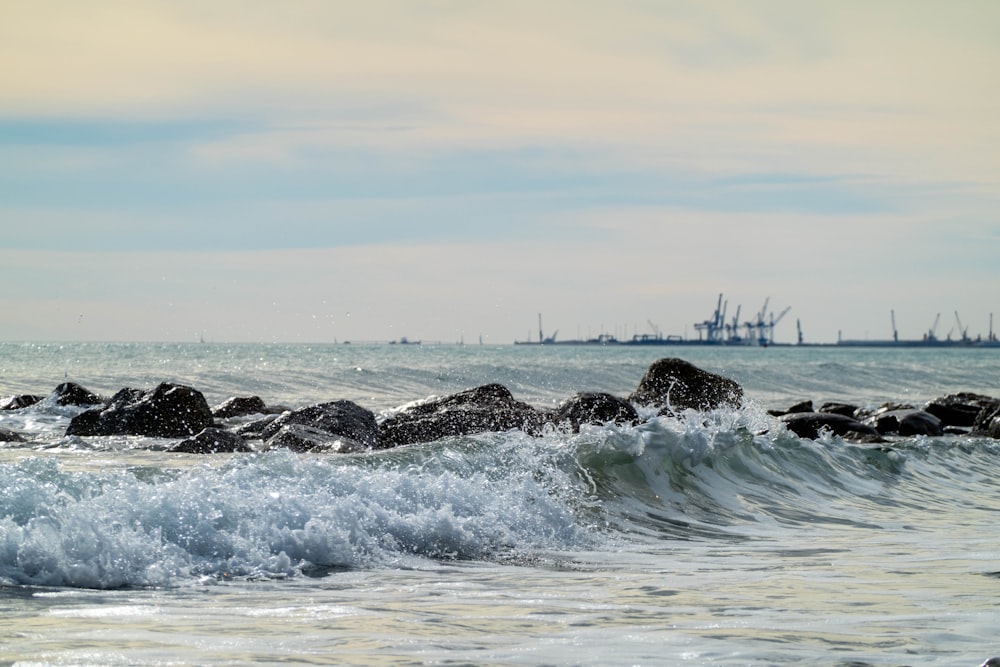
1,343,999,665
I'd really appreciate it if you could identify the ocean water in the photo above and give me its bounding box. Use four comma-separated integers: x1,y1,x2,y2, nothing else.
0,342,998,666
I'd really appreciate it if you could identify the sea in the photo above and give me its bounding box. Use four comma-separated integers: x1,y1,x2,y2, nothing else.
0,342,998,667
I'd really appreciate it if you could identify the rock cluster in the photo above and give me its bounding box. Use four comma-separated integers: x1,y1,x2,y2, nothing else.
3,358,1000,451
769,391,1000,441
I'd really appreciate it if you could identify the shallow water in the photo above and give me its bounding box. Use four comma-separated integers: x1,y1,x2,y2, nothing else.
1,343,999,665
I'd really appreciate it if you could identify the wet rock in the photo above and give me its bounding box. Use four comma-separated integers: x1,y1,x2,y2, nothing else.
818,402,860,418
260,400,378,452
265,423,370,453
972,401,1000,439
767,400,814,417
628,358,743,413
51,382,104,406
924,392,999,428
0,426,27,442
0,394,44,410
781,412,880,440
549,392,639,432
212,396,269,419
171,427,253,453
66,383,215,438
867,409,943,437
378,383,544,448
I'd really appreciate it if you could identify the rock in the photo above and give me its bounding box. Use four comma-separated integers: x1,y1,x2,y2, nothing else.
781,412,880,440
628,358,742,412
924,393,999,428
51,382,104,406
265,423,370,453
260,400,378,452
0,394,44,410
212,396,269,419
171,427,253,453
549,392,639,431
972,401,1000,439
66,383,215,438
867,409,943,436
0,426,27,442
767,400,814,417
818,402,860,417
378,383,544,448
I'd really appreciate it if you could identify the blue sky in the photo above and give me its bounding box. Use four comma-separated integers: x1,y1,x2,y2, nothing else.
2,1,998,343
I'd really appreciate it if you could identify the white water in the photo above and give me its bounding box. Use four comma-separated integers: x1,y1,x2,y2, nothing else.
1,343,999,665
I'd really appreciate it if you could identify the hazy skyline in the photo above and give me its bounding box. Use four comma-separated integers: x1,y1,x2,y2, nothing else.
2,1,998,344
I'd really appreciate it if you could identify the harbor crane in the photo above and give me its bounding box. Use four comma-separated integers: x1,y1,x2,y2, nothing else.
926,313,940,342
955,311,969,343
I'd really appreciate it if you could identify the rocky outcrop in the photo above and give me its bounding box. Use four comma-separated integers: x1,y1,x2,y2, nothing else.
51,382,104,407
0,426,27,442
212,396,269,419
171,427,253,453
379,384,545,448
66,383,215,438
259,400,378,453
1,394,44,410
549,392,639,432
781,412,880,440
629,358,743,412
767,400,813,417
866,408,943,437
972,401,1000,439
924,393,999,429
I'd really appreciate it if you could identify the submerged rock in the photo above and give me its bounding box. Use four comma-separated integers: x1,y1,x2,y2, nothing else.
629,358,743,412
66,383,215,438
379,383,544,448
549,392,639,432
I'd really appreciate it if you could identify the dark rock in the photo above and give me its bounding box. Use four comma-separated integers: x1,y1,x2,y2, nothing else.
767,400,814,417
781,412,880,440
51,382,104,406
0,426,27,442
212,396,269,419
549,392,639,432
924,393,999,428
972,401,1000,439
867,409,943,437
66,383,215,437
261,400,378,452
171,427,253,454
378,383,544,448
265,423,371,453
628,358,742,412
818,402,860,418
235,413,282,439
0,394,44,410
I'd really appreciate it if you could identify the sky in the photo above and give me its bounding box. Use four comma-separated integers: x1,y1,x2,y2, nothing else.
2,0,999,344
